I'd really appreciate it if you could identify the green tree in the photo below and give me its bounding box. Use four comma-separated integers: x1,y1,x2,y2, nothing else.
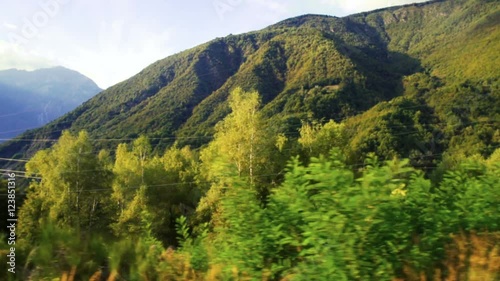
298,119,347,160
197,88,276,222
111,135,154,237
112,136,200,245
149,145,200,244
20,131,113,239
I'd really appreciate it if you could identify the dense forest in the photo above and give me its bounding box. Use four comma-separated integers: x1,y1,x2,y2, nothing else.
1,0,499,280
1,88,499,280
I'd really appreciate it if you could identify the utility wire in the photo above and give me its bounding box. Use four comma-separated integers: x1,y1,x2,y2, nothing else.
0,119,494,162
2,143,498,196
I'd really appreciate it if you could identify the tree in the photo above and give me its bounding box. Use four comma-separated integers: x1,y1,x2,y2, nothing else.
298,119,347,160
197,88,275,221
111,135,153,236
207,88,268,181
21,131,113,238
148,145,200,245
112,136,200,245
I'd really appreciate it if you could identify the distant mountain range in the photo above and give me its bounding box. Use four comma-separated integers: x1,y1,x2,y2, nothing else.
0,0,498,168
0,66,101,141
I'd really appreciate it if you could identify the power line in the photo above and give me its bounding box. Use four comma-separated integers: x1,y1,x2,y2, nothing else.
0,168,31,174
0,126,44,136
0,174,41,180
0,120,497,168
2,143,498,196
0,158,29,162
0,109,39,119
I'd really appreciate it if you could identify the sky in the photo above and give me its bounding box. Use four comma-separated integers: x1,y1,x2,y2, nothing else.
0,0,427,89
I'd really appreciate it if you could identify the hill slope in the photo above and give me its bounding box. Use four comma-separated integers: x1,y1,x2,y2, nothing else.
0,66,102,141
0,0,498,168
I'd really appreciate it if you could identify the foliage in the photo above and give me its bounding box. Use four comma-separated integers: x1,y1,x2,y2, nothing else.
298,119,348,161
197,87,279,224
111,136,200,245
192,149,499,280
2,0,497,170
3,132,500,280
1,0,499,280
19,131,113,241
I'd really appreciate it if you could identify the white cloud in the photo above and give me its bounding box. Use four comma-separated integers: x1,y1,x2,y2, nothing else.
3,22,18,30
0,40,56,70
252,0,288,14
320,0,427,14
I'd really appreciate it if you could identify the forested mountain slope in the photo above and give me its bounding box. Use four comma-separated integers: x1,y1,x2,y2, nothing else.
1,0,499,280
0,0,498,171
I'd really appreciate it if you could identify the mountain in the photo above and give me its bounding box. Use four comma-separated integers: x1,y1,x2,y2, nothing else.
0,66,102,141
0,0,498,169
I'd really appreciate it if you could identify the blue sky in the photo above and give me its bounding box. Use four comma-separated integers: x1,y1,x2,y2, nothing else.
0,0,427,89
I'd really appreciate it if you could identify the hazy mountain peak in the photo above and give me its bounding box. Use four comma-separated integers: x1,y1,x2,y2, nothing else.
0,66,102,141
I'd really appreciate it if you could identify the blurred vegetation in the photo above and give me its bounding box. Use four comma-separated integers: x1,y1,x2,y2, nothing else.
1,88,499,280
1,0,499,279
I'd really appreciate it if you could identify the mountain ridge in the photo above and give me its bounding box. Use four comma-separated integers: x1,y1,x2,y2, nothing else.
0,66,102,142
0,0,498,170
